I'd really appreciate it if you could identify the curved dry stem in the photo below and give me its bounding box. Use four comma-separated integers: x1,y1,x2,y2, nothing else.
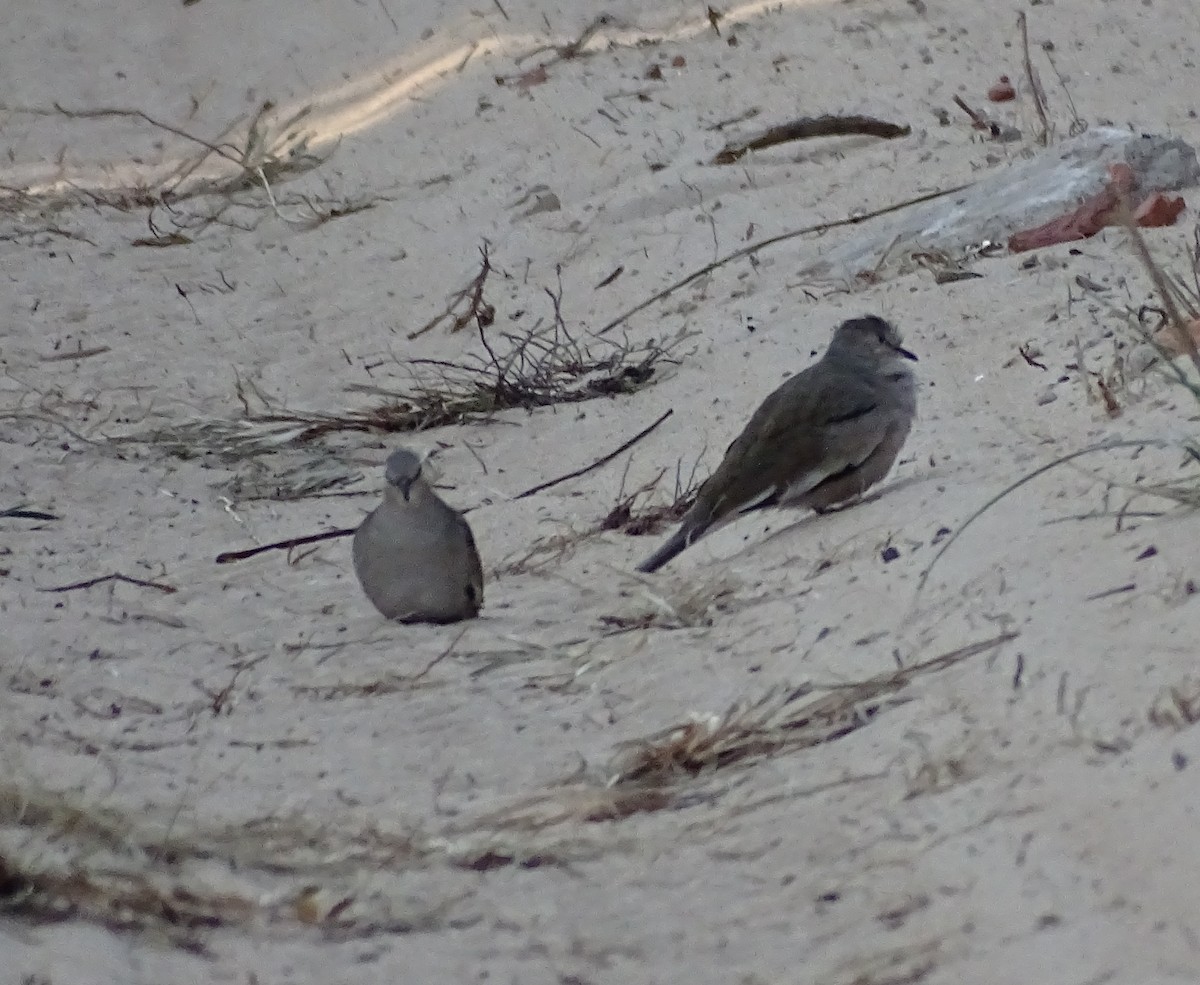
915,437,1191,595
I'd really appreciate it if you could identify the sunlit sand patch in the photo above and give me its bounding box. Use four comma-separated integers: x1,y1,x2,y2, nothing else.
0,0,824,202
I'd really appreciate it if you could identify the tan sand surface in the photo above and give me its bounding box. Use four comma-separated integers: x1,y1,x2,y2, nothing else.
3,1,1200,982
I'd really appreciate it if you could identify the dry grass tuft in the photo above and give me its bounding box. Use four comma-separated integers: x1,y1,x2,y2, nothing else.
454,636,1014,834
215,451,363,501
0,636,1014,949
1122,220,1200,377
0,782,262,951
921,222,1200,589
294,637,459,699
599,458,702,537
494,526,594,576
496,460,702,577
0,101,364,240
0,781,476,948
111,324,691,465
1080,221,1200,399
599,573,739,632
1100,217,1200,504
464,785,675,831
1148,677,1200,729
607,634,1014,786
344,323,692,429
0,854,258,954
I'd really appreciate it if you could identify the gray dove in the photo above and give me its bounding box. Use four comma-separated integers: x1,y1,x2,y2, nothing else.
638,315,917,573
353,448,484,622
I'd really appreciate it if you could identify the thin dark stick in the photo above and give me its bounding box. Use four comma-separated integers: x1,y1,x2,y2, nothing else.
951,95,999,138
1043,47,1086,136
409,241,494,339
39,346,111,363
1018,12,1051,146
1085,583,1136,602
51,102,241,164
1,506,59,521
1042,510,1164,526
39,572,177,594
712,114,910,165
215,526,355,564
596,184,971,336
513,409,674,500
376,0,398,33
411,628,468,683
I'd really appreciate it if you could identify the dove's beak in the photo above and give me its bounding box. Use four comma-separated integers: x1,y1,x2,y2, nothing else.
387,474,416,501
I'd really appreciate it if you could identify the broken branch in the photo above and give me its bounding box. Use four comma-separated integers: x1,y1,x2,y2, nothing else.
215,527,355,565
513,408,673,500
39,573,177,594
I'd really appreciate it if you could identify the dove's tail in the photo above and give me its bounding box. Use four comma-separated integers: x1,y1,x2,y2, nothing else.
636,514,710,573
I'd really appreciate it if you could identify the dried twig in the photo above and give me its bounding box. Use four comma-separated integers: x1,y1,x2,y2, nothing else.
0,855,256,951
602,452,703,536
0,795,470,947
1042,45,1087,137
39,572,177,594
496,463,701,576
916,437,1194,593
951,95,1010,140
2,100,342,238
295,629,465,698
597,184,971,336
215,526,355,565
493,527,595,576
513,408,673,499
599,572,738,633
712,114,910,165
39,345,111,362
47,102,242,166
508,12,619,71
409,243,496,339
1,506,59,521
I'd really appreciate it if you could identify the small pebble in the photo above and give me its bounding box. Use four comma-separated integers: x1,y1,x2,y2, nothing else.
1126,343,1161,375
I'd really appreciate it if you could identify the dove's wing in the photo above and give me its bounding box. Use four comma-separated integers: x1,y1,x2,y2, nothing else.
460,515,485,613
695,363,884,519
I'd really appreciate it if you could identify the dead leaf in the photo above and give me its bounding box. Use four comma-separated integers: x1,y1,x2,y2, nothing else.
1134,192,1186,228
515,65,549,90
987,76,1016,102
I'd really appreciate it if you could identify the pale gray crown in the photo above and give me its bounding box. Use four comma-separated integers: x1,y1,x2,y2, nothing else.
828,315,917,366
384,448,424,494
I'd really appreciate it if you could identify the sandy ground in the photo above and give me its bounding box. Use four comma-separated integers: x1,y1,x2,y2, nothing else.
4,1,1200,982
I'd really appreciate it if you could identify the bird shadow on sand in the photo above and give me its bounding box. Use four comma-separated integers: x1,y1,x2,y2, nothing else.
713,472,930,570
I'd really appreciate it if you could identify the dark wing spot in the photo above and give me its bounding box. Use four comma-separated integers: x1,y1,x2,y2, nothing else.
810,462,858,492
825,401,877,425
734,483,784,517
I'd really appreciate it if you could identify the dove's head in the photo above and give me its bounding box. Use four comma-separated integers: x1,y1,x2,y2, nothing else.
383,448,427,502
828,316,917,365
